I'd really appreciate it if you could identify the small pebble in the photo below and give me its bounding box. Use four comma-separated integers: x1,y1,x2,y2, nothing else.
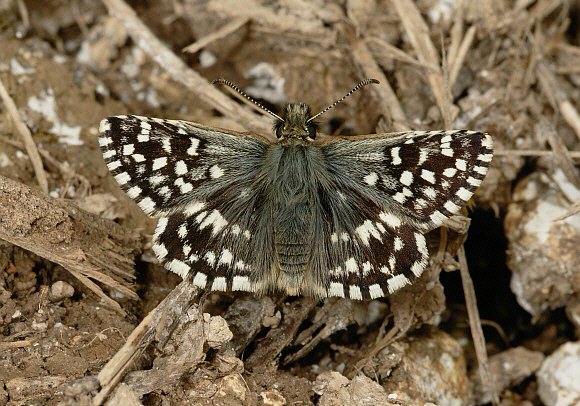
49,281,74,302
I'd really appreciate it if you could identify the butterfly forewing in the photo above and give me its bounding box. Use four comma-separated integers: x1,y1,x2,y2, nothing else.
99,115,270,216
99,114,493,300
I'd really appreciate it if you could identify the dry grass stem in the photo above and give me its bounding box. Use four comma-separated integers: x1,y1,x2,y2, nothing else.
0,78,48,194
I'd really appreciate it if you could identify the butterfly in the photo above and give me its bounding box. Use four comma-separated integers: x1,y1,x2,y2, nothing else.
98,79,493,300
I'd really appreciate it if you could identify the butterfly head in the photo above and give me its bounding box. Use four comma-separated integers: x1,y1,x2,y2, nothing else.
212,77,379,142
274,103,319,141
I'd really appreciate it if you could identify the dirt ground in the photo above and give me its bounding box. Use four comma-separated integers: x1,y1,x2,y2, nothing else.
1,0,580,405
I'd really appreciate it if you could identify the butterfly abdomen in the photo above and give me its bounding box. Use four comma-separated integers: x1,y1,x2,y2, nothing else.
270,143,321,282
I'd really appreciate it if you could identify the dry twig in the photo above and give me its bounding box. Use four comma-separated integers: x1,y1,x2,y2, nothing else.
0,78,48,194
391,0,446,115
0,175,140,314
350,37,410,131
100,0,272,135
182,17,250,54
458,245,499,405
536,60,580,142
94,281,201,405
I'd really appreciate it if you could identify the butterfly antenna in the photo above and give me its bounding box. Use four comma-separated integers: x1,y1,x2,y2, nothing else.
213,78,285,122
307,79,380,123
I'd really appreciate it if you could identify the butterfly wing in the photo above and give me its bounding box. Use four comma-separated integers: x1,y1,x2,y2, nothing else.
317,130,493,299
99,115,273,292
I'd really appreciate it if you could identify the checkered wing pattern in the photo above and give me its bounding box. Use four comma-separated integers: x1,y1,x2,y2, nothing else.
99,115,272,293
99,115,493,299
317,130,493,299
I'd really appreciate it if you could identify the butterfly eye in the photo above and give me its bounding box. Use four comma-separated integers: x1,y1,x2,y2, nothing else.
307,123,318,140
275,121,285,138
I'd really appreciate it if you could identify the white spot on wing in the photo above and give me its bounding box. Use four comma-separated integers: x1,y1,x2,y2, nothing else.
423,186,437,199
187,138,200,156
441,134,453,143
232,276,252,291
155,217,168,235
474,166,487,175
379,212,401,228
102,150,116,159
455,159,467,171
180,182,193,194
138,197,156,214
204,251,216,266
400,170,413,186
393,191,407,204
175,160,187,175
482,133,493,149
430,210,447,225
411,259,425,277
218,249,233,265
209,165,224,179
418,149,429,165
355,220,381,245
184,201,205,216
133,154,145,162
467,177,482,187
114,172,131,185
212,277,227,291
330,233,338,243
421,169,436,184
391,147,401,165
150,174,166,186
457,187,472,201
107,161,122,171
349,285,363,300
153,242,168,260
369,284,383,299
328,282,345,298
444,201,461,213
162,138,171,153
416,232,428,255
178,224,187,239
99,120,111,133
387,274,410,293
127,185,141,199
159,186,171,199
167,259,190,278
99,137,112,147
123,144,134,155
234,260,245,270
364,172,379,186
193,272,207,287
345,258,358,273
443,168,457,177
152,157,167,170
394,237,403,251
137,133,149,143
199,210,228,235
